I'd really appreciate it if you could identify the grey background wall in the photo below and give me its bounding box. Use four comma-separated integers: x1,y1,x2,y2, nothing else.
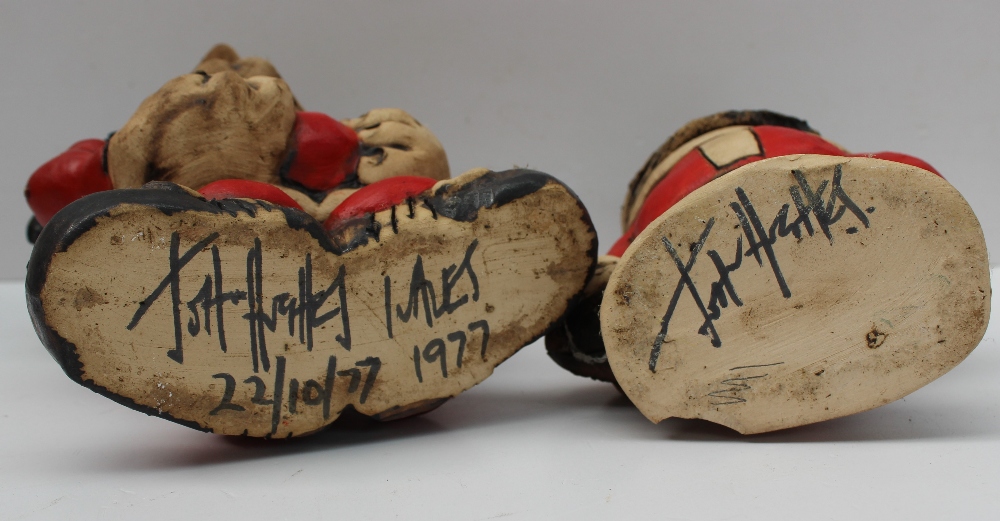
2,1,997,280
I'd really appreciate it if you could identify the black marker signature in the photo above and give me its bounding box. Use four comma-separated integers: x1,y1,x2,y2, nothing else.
128,234,351,372
649,166,870,372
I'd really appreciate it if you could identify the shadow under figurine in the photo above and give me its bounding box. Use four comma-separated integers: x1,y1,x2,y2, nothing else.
547,110,990,434
24,45,597,437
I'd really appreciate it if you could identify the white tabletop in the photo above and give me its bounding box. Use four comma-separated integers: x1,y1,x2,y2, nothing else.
2,272,998,521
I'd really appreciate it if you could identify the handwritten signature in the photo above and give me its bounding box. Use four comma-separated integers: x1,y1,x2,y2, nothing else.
649,166,873,372
127,235,351,373
128,233,482,377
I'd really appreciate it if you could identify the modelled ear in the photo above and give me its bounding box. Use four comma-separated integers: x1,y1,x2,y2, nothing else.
194,43,241,71
193,43,303,111
343,108,450,185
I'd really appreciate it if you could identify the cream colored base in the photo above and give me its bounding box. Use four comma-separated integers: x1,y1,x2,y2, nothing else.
603,155,990,434
38,171,594,437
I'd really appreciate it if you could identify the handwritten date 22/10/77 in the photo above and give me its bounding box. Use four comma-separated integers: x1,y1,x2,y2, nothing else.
209,354,381,436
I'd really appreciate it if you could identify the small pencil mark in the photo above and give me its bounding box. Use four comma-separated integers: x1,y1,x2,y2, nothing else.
708,375,768,405
729,361,785,371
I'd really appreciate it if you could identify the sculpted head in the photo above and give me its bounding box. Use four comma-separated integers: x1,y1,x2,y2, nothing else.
106,43,449,207
107,70,297,189
343,108,450,185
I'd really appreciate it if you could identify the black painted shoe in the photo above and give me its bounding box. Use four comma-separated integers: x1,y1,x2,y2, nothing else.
27,168,596,437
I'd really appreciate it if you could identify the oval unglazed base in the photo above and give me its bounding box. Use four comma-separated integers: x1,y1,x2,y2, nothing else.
602,155,990,434
27,169,597,437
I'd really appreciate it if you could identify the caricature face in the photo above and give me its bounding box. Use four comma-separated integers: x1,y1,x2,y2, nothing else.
108,70,297,189
106,43,451,228
280,108,452,223
343,108,450,185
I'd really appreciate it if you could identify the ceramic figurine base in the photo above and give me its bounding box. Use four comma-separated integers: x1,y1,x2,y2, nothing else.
605,155,987,434
28,169,595,437
547,110,990,433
